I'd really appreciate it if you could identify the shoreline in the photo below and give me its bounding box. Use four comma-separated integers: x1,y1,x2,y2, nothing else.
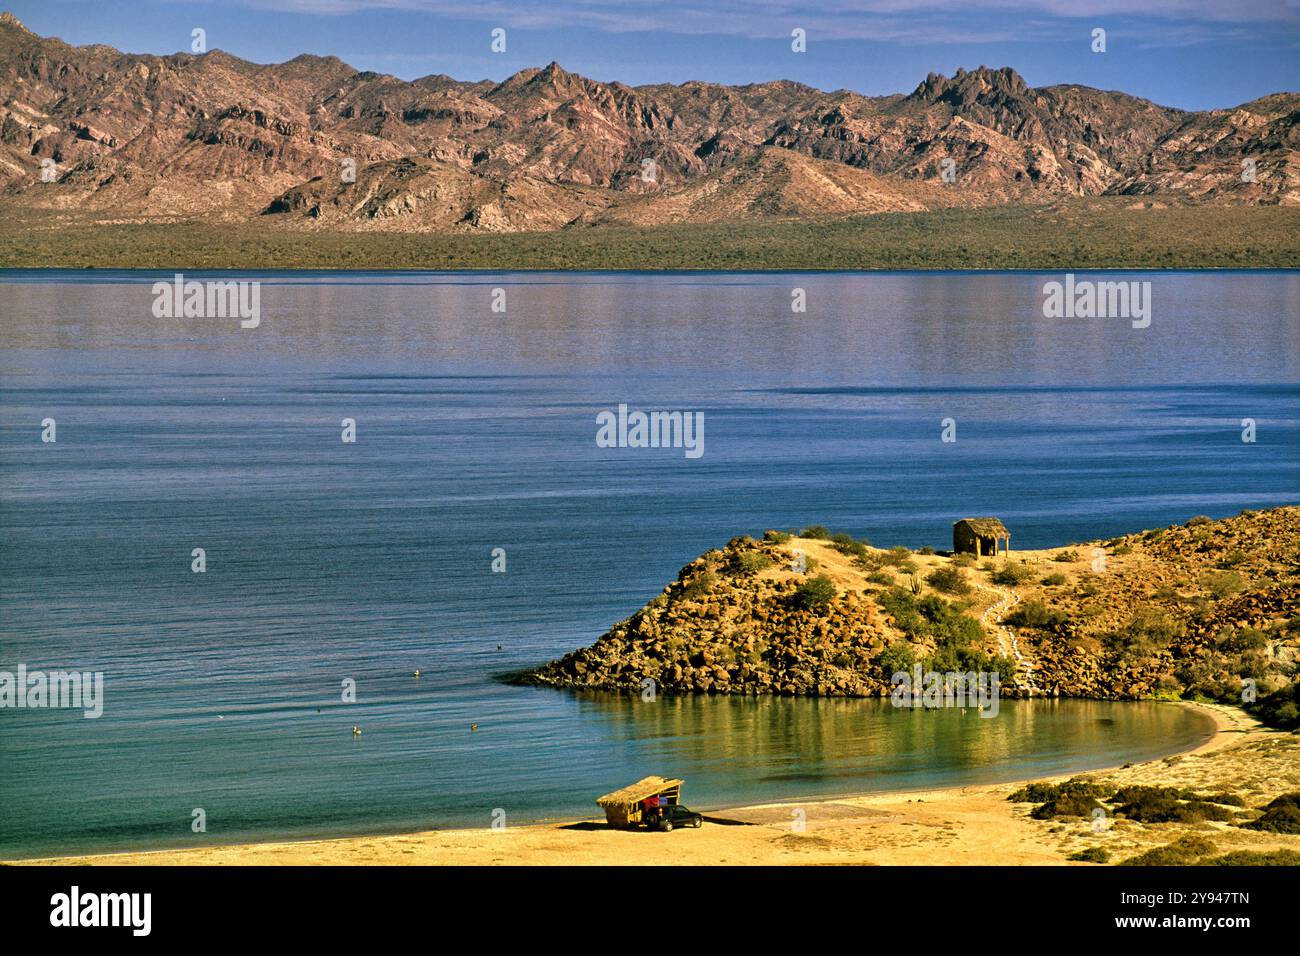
9,699,1272,867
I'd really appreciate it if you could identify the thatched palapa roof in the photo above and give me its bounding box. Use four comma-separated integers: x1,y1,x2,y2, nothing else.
596,776,683,807
955,517,1009,536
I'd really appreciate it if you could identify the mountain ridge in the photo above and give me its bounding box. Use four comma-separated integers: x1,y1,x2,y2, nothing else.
2,13,1296,232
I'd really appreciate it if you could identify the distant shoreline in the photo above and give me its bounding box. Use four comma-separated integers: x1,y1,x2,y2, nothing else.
3,203,1299,271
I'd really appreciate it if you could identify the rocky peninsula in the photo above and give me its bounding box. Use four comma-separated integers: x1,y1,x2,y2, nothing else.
519,508,1300,727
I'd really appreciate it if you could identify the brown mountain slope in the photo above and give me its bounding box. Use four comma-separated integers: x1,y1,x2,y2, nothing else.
1111,93,1300,205
2,12,1296,230
580,147,940,226
263,155,613,232
769,67,1192,203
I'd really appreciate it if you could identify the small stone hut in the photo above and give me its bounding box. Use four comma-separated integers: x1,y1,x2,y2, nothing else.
953,517,1010,557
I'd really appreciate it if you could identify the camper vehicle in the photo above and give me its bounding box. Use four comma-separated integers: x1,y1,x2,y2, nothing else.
647,803,703,831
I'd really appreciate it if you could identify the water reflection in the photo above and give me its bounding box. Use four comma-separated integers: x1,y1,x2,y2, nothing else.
565,693,1213,807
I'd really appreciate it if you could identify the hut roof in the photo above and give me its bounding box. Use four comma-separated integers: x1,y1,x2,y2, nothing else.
596,776,684,807
955,517,1009,536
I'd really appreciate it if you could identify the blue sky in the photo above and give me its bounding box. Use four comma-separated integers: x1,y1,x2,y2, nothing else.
8,0,1299,110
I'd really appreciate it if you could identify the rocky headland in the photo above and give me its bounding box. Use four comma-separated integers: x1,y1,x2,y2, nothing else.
519,508,1300,726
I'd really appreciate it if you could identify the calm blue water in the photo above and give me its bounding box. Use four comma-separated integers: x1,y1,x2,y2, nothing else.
1,270,1296,859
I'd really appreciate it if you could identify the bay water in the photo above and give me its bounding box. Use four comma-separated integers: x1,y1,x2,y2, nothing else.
1,270,1295,858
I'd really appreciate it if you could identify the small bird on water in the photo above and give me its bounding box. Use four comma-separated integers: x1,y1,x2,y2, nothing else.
413,669,421,678
352,726,362,737
470,723,478,732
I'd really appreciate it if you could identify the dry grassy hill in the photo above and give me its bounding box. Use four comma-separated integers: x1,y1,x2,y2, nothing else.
520,507,1300,727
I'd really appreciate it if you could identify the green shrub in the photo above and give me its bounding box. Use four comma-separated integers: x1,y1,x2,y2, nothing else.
1114,787,1237,823
1206,849,1300,866
1009,777,1113,807
791,574,837,612
1059,778,1116,800
1242,796,1300,834
1217,548,1248,568
1008,782,1058,803
1120,835,1217,866
878,546,913,567
1031,793,1102,819
681,570,717,599
877,642,917,681
877,589,985,649
866,569,894,586
1104,608,1185,656
1067,847,1110,863
1201,570,1247,599
1053,550,1080,562
764,530,792,544
830,532,871,560
877,588,925,636
986,654,1020,685
951,553,976,568
729,550,774,574
1216,626,1268,653
1201,793,1246,807
926,565,970,595
1259,793,1300,811
1249,683,1300,730
1112,784,1197,803
1005,599,1067,630
990,562,1036,586
1040,572,1068,586
1186,515,1213,527
918,594,983,648
800,525,830,540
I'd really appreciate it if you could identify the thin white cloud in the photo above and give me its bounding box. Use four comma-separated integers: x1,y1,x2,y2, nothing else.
227,0,1300,34
161,0,1300,52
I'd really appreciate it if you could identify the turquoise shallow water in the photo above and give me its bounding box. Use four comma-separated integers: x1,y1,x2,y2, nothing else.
0,270,1294,858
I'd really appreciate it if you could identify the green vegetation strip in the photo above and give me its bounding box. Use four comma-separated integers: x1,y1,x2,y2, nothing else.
3,203,1299,270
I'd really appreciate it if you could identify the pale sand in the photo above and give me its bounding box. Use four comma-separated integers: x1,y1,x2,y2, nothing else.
12,701,1299,866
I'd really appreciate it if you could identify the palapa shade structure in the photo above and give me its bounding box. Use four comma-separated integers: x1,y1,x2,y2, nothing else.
953,517,1010,557
596,775,684,828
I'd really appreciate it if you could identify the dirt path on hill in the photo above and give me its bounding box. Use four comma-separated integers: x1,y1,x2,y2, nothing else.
976,582,1038,693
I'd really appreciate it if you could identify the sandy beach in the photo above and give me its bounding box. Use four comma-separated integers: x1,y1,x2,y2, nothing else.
11,701,1297,866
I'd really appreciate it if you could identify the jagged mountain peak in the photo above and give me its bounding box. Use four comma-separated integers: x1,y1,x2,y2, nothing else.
496,61,586,93
910,65,1032,106
0,11,31,34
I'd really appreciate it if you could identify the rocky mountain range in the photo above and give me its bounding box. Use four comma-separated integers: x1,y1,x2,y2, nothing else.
2,11,1296,232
